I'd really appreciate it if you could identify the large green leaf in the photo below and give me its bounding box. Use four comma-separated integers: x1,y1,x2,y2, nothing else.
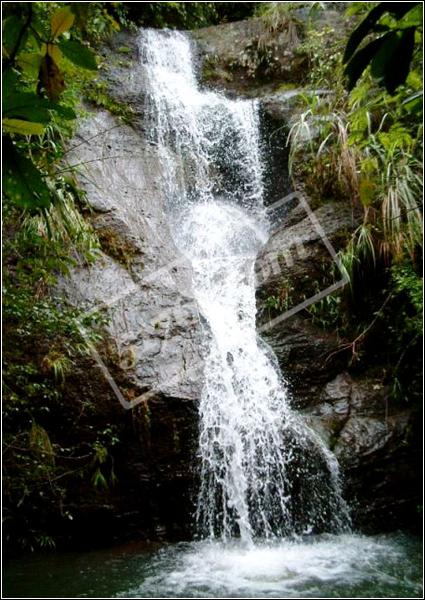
343,3,388,64
3,92,76,123
16,52,43,78
58,40,97,70
3,92,53,123
2,118,45,135
370,30,401,81
344,38,385,90
3,138,51,208
2,15,28,56
398,4,423,28
385,2,421,18
382,27,416,94
343,2,420,64
2,68,20,95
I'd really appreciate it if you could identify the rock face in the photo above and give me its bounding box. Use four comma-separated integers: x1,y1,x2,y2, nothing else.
59,50,204,542
256,200,357,311
193,9,350,97
255,198,421,533
64,111,203,402
57,15,420,546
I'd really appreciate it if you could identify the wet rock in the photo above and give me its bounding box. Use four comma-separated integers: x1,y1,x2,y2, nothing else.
256,199,358,317
260,88,334,123
193,17,307,96
335,406,421,533
256,194,420,533
193,10,350,97
57,102,203,543
260,316,349,410
63,110,204,402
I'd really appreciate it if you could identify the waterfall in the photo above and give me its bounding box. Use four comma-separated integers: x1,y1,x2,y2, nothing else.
139,29,350,541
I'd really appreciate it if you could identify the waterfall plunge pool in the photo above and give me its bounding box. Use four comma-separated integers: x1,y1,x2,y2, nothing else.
3,532,422,598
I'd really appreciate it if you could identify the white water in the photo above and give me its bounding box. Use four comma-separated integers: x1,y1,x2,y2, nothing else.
139,29,350,541
117,533,422,598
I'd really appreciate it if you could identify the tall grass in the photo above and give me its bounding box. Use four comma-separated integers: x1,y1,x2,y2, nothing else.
287,96,423,279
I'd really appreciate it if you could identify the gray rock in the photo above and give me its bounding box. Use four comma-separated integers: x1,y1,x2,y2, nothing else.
256,199,358,316
256,192,419,533
192,11,350,97
63,110,204,403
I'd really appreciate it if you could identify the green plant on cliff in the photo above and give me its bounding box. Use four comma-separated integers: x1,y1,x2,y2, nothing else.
286,4,423,396
2,2,132,554
3,3,97,208
84,80,135,123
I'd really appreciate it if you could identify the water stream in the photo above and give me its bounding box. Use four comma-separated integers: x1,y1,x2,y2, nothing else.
140,28,349,541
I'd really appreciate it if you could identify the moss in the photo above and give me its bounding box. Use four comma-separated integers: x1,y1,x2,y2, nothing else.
95,225,139,268
277,81,300,92
201,55,234,83
84,80,135,124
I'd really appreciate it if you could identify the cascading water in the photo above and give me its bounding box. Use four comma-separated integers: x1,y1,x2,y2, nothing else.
3,26,421,600
139,29,350,541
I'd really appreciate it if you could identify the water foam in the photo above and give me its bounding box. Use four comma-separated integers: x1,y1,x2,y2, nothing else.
139,28,350,540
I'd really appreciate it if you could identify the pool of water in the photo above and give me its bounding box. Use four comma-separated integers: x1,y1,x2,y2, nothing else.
3,532,422,598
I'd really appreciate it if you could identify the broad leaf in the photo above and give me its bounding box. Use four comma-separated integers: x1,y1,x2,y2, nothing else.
385,2,421,18
2,68,20,96
343,3,388,64
16,52,43,78
2,15,29,56
51,7,75,39
344,38,384,90
343,2,420,64
370,31,400,81
58,40,97,70
382,27,416,94
398,4,423,28
2,118,44,135
46,43,63,64
3,92,76,122
3,138,51,208
3,92,53,122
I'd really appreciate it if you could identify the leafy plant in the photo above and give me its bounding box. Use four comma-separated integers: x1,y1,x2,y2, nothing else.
284,2,422,402
2,2,117,212
343,2,422,93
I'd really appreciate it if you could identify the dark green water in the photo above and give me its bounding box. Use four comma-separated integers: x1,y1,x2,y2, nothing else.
2,532,422,598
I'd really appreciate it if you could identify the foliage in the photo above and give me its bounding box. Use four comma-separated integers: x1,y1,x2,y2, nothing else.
286,4,423,399
2,2,132,554
256,2,304,36
3,196,109,552
132,2,217,29
343,2,422,94
84,80,135,123
297,24,346,91
124,2,257,29
2,2,128,211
